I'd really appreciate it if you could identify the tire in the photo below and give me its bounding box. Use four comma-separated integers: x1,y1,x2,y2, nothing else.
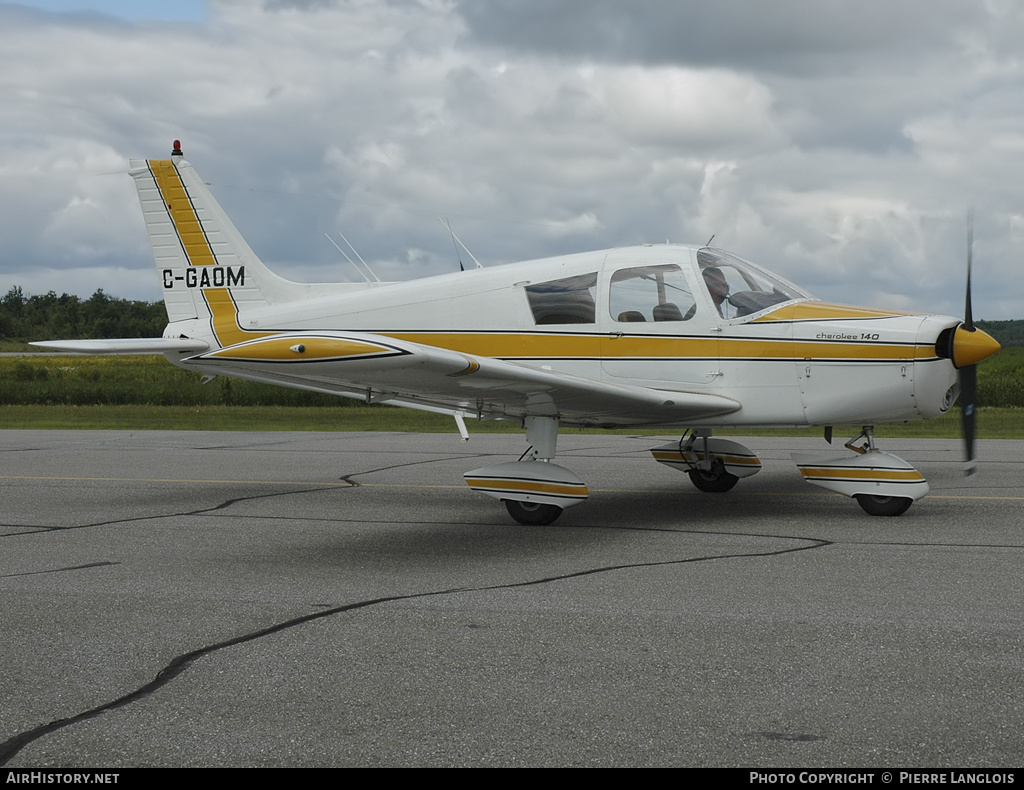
504,500,563,526
687,467,739,493
855,494,913,517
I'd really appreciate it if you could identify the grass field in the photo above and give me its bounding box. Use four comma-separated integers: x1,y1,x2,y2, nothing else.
0,403,1020,439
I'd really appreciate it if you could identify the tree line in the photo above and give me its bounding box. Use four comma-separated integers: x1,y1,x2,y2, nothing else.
0,287,165,342
975,320,1024,348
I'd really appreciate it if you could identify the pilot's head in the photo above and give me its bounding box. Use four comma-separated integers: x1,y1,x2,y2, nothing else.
702,266,729,305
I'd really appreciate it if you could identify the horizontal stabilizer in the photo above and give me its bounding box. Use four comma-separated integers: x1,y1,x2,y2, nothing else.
31,338,210,355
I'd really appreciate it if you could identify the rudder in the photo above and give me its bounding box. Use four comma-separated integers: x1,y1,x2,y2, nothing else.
130,143,307,347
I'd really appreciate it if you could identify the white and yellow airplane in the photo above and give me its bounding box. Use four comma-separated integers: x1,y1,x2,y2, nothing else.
37,142,1001,525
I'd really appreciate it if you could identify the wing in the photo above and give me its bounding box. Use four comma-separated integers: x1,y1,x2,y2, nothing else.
179,330,741,427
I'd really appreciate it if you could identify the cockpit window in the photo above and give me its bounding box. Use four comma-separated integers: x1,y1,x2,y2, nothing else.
697,249,808,318
525,272,598,324
610,264,696,323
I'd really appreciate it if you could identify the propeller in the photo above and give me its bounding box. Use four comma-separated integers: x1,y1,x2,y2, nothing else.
962,215,978,475
953,213,1000,475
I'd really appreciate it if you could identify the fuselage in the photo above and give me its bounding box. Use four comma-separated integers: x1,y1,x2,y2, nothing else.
167,243,979,428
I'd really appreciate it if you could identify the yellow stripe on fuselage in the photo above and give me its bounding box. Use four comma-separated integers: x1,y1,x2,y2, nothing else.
754,302,912,322
385,332,933,362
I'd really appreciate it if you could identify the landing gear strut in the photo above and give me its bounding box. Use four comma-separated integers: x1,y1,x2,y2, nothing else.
464,416,589,526
651,430,760,492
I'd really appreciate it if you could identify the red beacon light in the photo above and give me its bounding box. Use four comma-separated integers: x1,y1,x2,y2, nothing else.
171,140,183,156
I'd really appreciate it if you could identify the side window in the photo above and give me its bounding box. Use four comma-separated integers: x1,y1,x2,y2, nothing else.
525,272,598,325
609,264,695,323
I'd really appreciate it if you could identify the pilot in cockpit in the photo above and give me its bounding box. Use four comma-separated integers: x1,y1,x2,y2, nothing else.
702,266,730,318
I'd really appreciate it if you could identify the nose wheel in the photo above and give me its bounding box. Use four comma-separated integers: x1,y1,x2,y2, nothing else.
504,500,563,526
854,494,913,517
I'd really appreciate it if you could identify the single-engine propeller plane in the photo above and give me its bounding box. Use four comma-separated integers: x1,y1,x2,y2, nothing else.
36,142,1001,525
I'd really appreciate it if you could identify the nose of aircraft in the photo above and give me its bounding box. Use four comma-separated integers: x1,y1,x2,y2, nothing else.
952,325,1001,368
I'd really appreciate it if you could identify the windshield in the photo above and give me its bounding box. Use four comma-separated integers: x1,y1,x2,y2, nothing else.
696,248,810,318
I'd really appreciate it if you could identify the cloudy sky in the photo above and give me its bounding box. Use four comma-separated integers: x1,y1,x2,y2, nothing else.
3,0,1023,318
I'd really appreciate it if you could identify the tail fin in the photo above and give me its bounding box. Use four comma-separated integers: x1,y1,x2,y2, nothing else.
130,144,308,347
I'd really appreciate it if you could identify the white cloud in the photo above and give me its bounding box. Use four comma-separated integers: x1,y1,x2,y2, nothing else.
595,67,782,151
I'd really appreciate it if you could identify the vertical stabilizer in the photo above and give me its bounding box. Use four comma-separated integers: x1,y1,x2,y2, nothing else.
130,142,307,347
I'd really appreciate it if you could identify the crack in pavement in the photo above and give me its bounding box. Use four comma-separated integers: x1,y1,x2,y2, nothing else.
0,561,120,579
0,531,828,765
337,452,495,486
0,485,351,538
1,452,483,534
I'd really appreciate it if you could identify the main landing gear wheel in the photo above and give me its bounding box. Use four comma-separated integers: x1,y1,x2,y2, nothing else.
504,500,563,526
854,494,913,517
687,467,739,493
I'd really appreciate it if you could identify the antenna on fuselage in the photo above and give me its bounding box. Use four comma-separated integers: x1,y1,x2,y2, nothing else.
325,233,370,283
705,234,715,247
442,216,465,272
438,217,484,269
325,231,382,283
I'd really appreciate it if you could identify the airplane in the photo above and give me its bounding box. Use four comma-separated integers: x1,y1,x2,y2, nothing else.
35,141,1002,525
